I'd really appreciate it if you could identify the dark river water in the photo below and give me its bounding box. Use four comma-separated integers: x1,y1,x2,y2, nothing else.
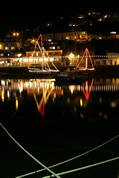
0,77,119,178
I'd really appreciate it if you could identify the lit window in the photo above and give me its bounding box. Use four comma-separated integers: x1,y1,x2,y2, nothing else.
49,46,55,50
0,43,3,50
11,46,15,50
5,46,9,50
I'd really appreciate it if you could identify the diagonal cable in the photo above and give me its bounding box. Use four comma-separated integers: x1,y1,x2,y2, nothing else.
0,122,60,178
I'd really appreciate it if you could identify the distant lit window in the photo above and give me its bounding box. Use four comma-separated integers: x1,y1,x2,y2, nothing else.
17,53,22,57
0,53,4,57
82,32,86,34
65,36,70,40
103,15,108,18
49,46,55,50
110,31,117,34
0,43,3,50
31,39,36,44
11,46,15,50
97,18,103,22
5,46,9,50
48,39,52,42
98,36,102,40
12,32,20,37
78,15,84,19
46,23,52,27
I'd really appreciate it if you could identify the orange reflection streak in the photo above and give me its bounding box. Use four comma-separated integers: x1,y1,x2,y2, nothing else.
34,87,53,118
15,97,19,111
81,79,94,102
38,96,45,118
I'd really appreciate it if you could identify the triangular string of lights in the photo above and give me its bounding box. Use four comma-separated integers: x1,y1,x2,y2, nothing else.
31,34,59,72
76,48,95,71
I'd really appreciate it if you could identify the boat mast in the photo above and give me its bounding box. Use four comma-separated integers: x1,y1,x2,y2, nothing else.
85,48,88,70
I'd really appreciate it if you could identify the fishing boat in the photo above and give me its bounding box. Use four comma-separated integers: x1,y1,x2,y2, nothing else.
75,48,95,72
28,67,58,74
28,34,59,76
55,48,95,83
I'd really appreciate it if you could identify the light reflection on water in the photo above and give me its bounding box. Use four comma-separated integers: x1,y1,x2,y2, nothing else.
0,78,119,119
0,78,119,177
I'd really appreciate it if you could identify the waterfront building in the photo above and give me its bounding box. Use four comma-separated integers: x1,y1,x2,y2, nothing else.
94,53,119,66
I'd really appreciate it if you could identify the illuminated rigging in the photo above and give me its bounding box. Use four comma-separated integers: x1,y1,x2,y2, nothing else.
76,48,95,71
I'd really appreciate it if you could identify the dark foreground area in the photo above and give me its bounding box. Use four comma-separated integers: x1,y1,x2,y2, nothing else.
0,118,119,178
0,76,119,178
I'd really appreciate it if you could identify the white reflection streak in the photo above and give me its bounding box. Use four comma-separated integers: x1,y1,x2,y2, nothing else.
7,90,10,99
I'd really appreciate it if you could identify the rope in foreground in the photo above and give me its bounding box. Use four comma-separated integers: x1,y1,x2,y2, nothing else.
0,122,60,178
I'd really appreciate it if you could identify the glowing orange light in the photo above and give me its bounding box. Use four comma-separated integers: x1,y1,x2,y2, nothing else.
15,97,19,110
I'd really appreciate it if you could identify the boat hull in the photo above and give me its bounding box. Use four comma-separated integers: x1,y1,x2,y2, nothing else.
55,70,95,84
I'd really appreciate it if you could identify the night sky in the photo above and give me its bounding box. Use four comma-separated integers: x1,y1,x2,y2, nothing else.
0,0,118,34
